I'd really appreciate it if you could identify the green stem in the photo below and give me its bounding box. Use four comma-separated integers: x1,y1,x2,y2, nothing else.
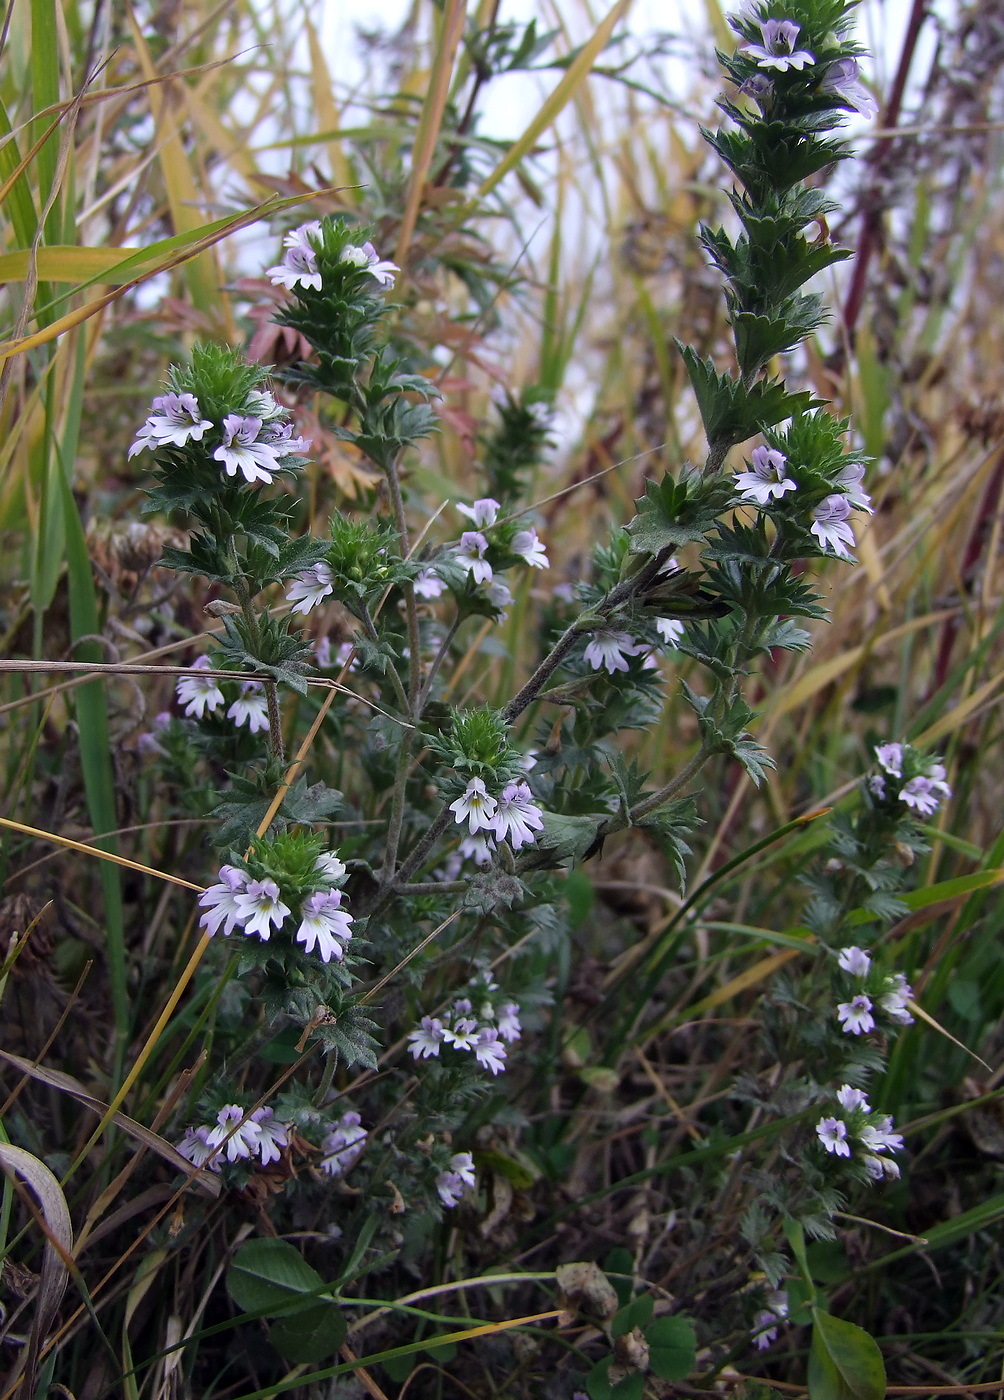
360,604,411,717
381,449,422,718
629,741,712,822
232,573,284,763
416,614,460,716
378,738,412,887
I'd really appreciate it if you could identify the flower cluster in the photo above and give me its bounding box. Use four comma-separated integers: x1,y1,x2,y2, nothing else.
426,498,550,615
407,995,521,1076
178,1104,290,1172
267,221,399,293
130,386,309,487
835,945,915,1035
449,778,544,852
319,1110,367,1177
174,663,273,734
198,851,353,964
868,742,952,817
732,443,873,560
816,1085,904,1181
436,1151,476,1208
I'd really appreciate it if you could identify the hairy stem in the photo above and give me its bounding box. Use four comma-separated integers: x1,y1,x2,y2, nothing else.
378,738,412,888
360,604,411,718
233,574,284,763
630,742,713,822
382,450,422,717
416,614,460,716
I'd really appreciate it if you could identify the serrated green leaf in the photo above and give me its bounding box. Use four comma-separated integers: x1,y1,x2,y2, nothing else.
537,811,606,861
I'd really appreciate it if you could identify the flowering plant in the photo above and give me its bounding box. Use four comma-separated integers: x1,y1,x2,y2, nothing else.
108,0,959,1390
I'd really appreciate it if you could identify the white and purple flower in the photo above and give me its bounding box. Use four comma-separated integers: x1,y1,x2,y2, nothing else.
880,973,914,1025
454,531,493,585
213,414,284,485
473,1027,507,1075
286,561,335,615
899,771,951,817
733,445,797,505
228,681,270,734
176,655,225,719
340,241,399,289
234,878,290,941
820,57,879,120
835,460,873,512
496,1001,522,1043
449,778,498,835
837,994,875,1036
743,17,815,71
836,1084,870,1113
491,781,544,850
752,1290,789,1351
414,568,447,600
198,864,247,937
816,1116,851,1157
457,497,501,528
177,1125,215,1169
837,946,871,978
459,832,496,866
436,1150,476,1207
295,889,353,963
656,617,686,648
583,630,644,674
408,1016,447,1060
267,221,323,291
206,1105,263,1164
511,527,549,569
129,392,213,458
250,1107,290,1166
875,742,904,777
320,1110,366,1177
811,494,856,558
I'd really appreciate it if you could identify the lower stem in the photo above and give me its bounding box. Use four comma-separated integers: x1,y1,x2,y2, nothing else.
233,576,284,763
382,451,422,718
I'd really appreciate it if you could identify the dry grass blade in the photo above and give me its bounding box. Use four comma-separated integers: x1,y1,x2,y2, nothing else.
0,815,205,891
0,1144,73,1397
0,190,329,365
0,1051,220,1196
394,0,468,269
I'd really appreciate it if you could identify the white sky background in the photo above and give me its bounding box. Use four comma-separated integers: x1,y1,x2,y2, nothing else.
317,0,952,147
229,0,958,450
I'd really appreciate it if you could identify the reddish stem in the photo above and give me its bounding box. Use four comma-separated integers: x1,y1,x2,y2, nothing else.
841,0,931,337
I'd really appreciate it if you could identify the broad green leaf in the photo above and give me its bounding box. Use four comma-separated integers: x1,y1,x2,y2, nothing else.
226,1238,331,1317
808,1311,885,1400
269,1301,346,1364
603,1249,635,1307
381,1352,414,1382
585,1358,645,1400
646,1315,696,1380
476,1149,538,1190
610,1294,653,1337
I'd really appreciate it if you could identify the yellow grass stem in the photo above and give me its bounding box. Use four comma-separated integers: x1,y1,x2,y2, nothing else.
394,0,468,269
0,815,205,892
